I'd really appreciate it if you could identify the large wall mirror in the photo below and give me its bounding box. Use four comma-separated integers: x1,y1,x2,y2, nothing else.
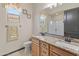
39,3,64,36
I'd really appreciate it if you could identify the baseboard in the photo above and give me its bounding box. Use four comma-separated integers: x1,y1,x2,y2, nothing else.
2,47,25,56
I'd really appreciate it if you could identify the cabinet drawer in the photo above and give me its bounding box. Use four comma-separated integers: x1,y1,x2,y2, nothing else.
50,45,59,56
50,51,58,56
32,38,39,46
53,53,58,56
52,46,75,56
50,50,53,56
40,48,49,56
50,45,53,51
40,41,49,50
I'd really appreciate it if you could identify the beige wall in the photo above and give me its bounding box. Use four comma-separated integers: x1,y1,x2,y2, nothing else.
0,3,32,55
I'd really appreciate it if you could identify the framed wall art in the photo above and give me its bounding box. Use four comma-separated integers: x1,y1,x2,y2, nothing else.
7,14,20,23
6,6,20,42
7,26,18,42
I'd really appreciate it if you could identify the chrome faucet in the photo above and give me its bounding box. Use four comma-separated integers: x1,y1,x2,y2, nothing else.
65,35,71,42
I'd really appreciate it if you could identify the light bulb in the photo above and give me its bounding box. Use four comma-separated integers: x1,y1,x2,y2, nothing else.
53,3,57,7
50,21,53,24
59,3,62,5
49,6,52,9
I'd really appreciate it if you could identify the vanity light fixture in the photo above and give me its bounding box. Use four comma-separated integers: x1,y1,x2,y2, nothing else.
49,6,53,9
59,3,62,5
49,3,62,9
50,21,53,24
53,3,57,7
56,13,58,15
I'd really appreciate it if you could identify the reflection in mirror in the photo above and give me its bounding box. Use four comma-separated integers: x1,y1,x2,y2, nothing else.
39,5,64,36
39,13,48,33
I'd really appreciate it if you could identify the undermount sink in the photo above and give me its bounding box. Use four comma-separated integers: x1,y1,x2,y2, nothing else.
56,41,79,51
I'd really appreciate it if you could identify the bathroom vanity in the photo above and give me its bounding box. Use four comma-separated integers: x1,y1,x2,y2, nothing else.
32,36,79,56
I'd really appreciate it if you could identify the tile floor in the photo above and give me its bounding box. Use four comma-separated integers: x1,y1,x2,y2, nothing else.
8,49,32,56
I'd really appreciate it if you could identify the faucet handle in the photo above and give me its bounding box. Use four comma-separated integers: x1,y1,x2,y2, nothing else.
64,36,71,42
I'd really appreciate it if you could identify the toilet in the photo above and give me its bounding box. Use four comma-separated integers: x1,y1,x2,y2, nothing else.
23,41,32,55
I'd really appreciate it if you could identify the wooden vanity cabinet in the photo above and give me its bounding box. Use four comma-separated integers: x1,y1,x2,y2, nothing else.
50,45,76,56
50,45,59,56
32,37,77,56
32,38,40,56
40,41,49,56
50,51,59,56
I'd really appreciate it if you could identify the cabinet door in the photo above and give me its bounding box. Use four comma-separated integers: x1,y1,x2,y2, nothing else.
32,43,39,56
50,45,59,56
40,41,49,56
41,47,49,56
52,46,75,56
32,38,40,56
50,45,76,56
50,51,59,56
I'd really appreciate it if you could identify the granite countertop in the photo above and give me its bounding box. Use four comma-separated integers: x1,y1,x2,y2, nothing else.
32,35,79,56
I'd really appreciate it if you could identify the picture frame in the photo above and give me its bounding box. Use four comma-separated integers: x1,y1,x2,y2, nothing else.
7,26,18,42
7,14,20,23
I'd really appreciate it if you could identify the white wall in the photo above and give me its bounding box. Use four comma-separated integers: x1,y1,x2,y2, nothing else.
0,4,32,55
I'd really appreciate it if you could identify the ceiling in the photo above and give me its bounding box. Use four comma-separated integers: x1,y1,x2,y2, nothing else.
40,3,79,15
1,3,79,15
